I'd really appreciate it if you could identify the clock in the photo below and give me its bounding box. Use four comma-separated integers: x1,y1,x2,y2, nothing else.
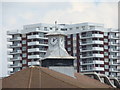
50,37,58,45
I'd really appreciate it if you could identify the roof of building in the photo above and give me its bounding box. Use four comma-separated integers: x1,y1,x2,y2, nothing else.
42,46,76,60
2,66,113,88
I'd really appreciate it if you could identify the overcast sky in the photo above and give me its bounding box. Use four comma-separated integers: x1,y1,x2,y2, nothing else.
0,0,119,77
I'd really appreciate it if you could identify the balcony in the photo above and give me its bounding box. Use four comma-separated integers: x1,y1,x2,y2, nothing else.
109,68,118,72
12,57,22,61
81,34,103,39
28,41,48,46
27,35,48,39
8,44,22,48
10,64,22,68
8,50,22,55
81,47,103,52
28,61,40,66
7,37,21,42
92,34,103,38
109,42,118,46
81,54,104,58
109,35,118,39
109,62,118,66
109,55,117,59
81,67,104,72
109,48,118,52
28,48,47,52
28,55,42,59
81,41,103,45
81,60,104,65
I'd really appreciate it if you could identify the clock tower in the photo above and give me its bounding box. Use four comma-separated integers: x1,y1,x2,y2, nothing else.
41,22,76,77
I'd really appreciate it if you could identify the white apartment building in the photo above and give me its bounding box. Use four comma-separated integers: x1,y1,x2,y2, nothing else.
7,22,120,80
64,23,119,79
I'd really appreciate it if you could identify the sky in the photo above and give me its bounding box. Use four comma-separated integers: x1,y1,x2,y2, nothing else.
0,0,119,77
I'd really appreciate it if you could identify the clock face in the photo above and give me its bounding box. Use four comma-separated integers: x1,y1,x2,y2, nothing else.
50,37,58,45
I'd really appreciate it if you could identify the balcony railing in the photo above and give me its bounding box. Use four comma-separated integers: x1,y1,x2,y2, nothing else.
28,61,40,66
81,60,104,65
28,48,47,52
81,67,104,71
28,41,48,46
27,35,48,39
10,64,22,68
8,50,22,54
81,47,103,51
109,68,118,72
81,41,103,45
7,37,21,41
81,54,104,58
28,55,44,59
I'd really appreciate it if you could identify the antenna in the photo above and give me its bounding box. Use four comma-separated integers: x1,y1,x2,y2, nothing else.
55,21,57,31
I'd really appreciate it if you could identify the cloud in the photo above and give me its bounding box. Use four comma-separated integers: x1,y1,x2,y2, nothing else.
42,2,118,28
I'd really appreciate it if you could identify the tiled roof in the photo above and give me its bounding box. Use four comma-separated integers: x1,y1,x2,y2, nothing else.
2,66,113,88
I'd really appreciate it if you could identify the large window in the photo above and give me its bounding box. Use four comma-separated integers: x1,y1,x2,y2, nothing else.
22,47,26,51
22,40,26,44
22,60,27,64
22,53,27,58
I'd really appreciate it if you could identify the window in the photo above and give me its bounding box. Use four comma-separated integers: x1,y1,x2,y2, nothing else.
22,60,27,64
68,47,71,51
22,53,27,58
22,47,26,51
50,27,52,30
105,72,109,76
67,35,71,38
69,28,72,30
44,27,47,30
104,39,108,43
76,27,79,29
105,65,109,69
104,32,108,36
104,45,108,49
105,58,108,62
22,34,26,38
104,52,108,56
22,40,26,44
67,41,71,45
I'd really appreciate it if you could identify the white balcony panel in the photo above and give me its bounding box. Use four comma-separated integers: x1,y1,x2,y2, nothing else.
81,67,104,71
109,55,117,59
109,42,118,45
27,35,48,39
92,34,103,38
81,61,104,65
7,37,21,41
109,68,118,72
109,36,118,39
10,64,22,68
28,55,41,59
81,41,103,45
12,57,22,61
109,62,118,66
28,61,40,66
81,54,104,58
93,41,103,44
28,48,47,52
81,47,103,52
28,41,48,46
109,49,118,52
93,67,104,71
9,44,22,48
8,50,22,54
94,61,104,64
